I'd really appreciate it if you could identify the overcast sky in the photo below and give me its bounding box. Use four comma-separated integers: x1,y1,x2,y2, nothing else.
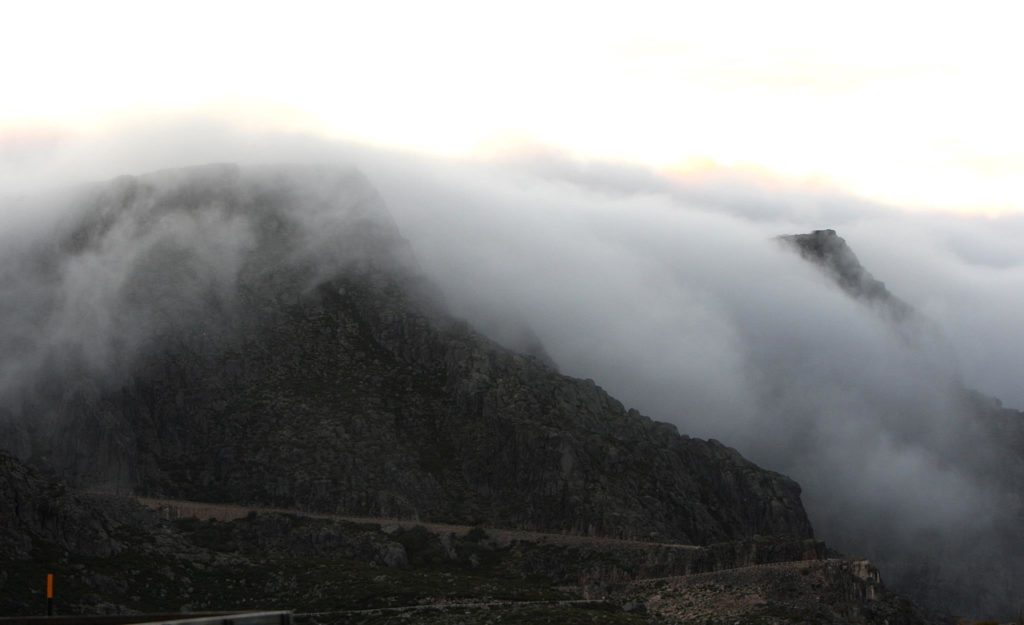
4,0,1024,215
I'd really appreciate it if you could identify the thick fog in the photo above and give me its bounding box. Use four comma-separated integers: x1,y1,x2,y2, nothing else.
2,119,1023,615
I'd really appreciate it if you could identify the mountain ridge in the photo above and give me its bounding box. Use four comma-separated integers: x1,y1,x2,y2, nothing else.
778,228,914,322
0,163,812,544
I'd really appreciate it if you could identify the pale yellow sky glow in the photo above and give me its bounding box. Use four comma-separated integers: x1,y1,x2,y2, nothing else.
4,0,1024,214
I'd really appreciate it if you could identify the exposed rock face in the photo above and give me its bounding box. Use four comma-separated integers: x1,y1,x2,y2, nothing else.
778,229,913,321
0,164,811,545
2,451,921,624
619,559,927,625
0,451,138,562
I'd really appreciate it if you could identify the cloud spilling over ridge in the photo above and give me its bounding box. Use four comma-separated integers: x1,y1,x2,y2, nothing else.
363,148,1024,616
367,146,1024,618
2,117,1023,615
0,159,407,424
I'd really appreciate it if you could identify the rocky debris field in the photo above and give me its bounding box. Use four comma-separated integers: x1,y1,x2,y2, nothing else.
614,559,924,625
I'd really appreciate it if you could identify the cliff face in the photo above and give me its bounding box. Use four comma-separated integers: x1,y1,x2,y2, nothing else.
0,164,812,545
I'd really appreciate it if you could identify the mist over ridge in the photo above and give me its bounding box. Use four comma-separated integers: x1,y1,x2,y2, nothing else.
2,119,1023,616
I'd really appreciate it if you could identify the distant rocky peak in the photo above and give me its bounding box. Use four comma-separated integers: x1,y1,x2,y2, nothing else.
778,229,913,322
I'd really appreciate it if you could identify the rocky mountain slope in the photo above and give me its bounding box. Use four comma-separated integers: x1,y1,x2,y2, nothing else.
0,163,810,545
0,450,927,624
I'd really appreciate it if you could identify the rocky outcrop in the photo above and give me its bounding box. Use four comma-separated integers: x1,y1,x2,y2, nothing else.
0,451,138,561
0,164,812,545
778,229,913,321
619,559,928,625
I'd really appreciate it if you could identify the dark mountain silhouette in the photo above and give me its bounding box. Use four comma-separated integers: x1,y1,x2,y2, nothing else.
0,164,810,544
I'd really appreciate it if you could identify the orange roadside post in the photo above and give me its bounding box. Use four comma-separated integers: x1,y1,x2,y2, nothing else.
46,573,54,615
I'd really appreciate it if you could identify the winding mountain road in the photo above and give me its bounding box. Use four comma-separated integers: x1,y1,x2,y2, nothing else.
125,494,705,552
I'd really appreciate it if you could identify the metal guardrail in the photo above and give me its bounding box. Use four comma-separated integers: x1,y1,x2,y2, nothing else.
0,611,292,625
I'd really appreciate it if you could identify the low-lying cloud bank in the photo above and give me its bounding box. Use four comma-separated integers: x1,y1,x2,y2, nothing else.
2,118,1022,616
